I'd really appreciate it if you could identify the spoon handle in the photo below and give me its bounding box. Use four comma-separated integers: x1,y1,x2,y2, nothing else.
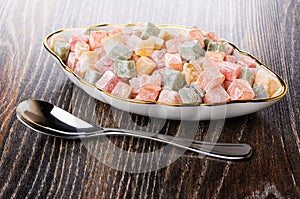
96,128,252,160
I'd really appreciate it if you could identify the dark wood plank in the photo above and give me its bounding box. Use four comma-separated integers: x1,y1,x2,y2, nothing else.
0,0,299,198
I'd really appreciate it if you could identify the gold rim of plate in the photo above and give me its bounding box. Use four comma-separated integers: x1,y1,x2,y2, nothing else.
43,23,288,107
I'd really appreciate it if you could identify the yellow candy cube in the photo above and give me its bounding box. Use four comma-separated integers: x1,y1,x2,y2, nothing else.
254,69,281,97
149,36,164,50
77,51,100,74
135,39,155,56
50,34,66,50
158,29,174,41
136,56,156,76
183,63,201,84
75,41,90,58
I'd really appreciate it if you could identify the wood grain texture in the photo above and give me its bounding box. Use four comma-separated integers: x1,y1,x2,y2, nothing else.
0,0,299,198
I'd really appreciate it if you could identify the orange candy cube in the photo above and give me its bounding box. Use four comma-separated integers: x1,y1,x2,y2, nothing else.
165,53,183,71
205,51,225,62
196,67,225,91
205,32,219,42
129,72,162,94
227,79,255,100
89,31,108,50
135,85,161,102
218,61,242,81
188,29,205,47
202,51,225,69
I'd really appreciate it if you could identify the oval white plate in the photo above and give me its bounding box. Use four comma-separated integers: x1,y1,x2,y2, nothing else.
43,23,288,121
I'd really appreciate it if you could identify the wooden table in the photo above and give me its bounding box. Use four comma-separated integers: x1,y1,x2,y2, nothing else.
0,0,299,198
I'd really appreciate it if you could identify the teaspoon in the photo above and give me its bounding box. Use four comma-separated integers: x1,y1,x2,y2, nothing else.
16,100,252,160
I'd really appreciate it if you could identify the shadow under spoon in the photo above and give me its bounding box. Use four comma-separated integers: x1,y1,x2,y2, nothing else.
16,100,252,160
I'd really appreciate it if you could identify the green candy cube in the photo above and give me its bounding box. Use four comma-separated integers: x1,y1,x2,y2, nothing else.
253,84,269,99
207,41,225,52
239,67,255,86
53,40,70,61
114,60,136,78
163,69,186,91
179,87,201,104
84,68,102,85
203,38,210,50
191,82,206,98
179,40,205,61
108,42,132,61
141,22,160,40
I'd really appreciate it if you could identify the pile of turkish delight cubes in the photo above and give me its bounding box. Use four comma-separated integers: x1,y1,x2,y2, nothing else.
51,22,281,104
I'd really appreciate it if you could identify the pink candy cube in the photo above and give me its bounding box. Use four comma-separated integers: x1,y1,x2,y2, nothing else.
67,52,78,71
95,71,119,93
165,39,184,53
218,61,242,81
239,56,257,68
111,82,132,98
196,67,225,91
129,75,149,94
224,55,236,63
69,33,89,52
203,85,231,103
151,49,167,68
95,56,114,75
144,71,162,87
157,90,181,104
223,80,232,90
227,79,255,100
